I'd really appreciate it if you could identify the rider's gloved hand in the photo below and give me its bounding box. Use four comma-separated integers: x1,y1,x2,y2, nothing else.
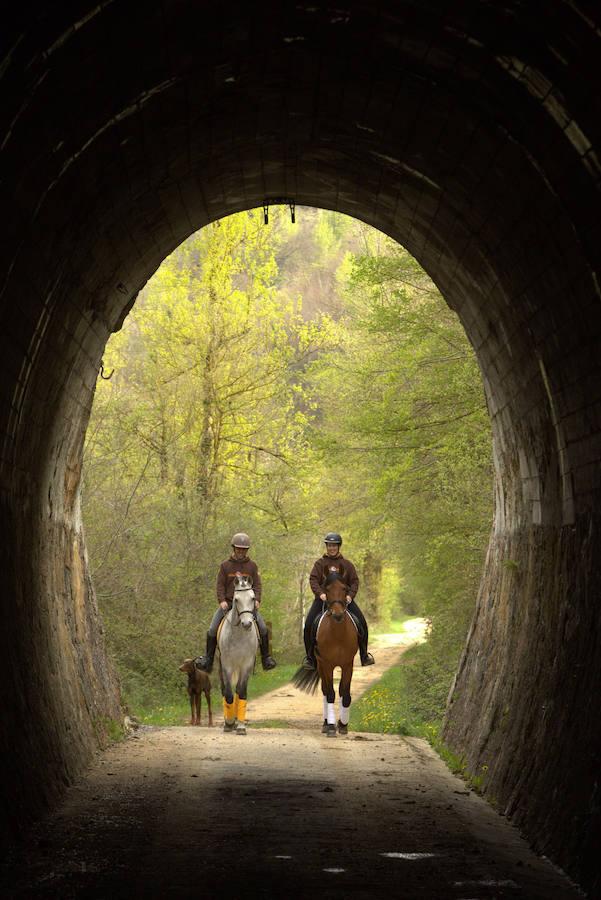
219,600,229,610
346,595,352,605
320,593,326,601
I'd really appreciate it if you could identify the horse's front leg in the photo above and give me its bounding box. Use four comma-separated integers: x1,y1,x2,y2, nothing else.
221,669,236,732
338,664,353,735
234,667,253,735
320,663,337,738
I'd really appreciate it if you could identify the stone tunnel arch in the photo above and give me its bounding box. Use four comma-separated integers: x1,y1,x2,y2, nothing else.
1,3,600,894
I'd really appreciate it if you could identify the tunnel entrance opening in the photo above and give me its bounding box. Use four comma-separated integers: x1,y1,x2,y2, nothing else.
2,4,601,894
80,204,493,736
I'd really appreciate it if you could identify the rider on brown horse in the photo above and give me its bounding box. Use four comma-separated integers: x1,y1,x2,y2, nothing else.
302,532,375,670
195,532,277,673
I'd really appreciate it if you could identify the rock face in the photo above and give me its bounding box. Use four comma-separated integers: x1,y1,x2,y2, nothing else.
0,303,123,844
444,517,601,891
0,2,600,894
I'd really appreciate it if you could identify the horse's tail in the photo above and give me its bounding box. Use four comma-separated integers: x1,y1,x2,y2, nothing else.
291,665,320,695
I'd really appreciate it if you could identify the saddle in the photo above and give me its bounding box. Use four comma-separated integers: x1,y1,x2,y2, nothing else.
313,608,362,642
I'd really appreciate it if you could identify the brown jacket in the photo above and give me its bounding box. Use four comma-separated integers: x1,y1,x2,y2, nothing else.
309,553,359,600
216,555,262,604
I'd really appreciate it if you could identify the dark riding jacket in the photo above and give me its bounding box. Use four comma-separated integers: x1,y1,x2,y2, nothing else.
216,555,262,605
309,553,359,600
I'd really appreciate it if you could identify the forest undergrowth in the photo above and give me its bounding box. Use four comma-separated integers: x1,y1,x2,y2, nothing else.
83,207,493,733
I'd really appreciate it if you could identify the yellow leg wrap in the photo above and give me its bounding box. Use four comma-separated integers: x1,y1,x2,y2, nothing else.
233,693,239,719
237,698,247,723
223,698,236,724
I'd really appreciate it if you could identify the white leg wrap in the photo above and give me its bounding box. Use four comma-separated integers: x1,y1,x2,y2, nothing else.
339,704,350,725
323,696,329,720
327,702,336,725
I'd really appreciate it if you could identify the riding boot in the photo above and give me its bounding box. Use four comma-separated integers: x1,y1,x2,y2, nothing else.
358,633,375,666
259,631,277,670
195,633,217,673
302,633,317,670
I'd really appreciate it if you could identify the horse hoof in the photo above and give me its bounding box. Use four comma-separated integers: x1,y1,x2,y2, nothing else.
326,724,337,738
321,720,328,734
236,725,247,735
337,721,348,735
223,722,235,733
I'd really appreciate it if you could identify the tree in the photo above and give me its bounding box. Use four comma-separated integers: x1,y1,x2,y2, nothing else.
83,208,493,721
83,209,335,700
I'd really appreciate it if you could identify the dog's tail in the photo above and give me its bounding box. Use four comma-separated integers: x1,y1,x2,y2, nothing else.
291,665,320,695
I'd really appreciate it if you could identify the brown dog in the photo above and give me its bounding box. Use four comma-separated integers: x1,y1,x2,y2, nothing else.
179,659,213,726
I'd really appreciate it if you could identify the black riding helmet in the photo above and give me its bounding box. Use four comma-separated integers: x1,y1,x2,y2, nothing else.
324,532,342,545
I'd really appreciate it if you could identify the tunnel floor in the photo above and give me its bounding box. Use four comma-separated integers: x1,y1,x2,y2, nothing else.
0,725,580,899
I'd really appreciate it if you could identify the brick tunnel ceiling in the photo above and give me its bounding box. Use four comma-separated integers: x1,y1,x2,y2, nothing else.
1,2,601,896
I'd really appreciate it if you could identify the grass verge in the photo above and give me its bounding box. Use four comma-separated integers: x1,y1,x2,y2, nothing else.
350,641,490,796
371,617,413,635
129,663,298,726
350,652,426,736
251,719,293,729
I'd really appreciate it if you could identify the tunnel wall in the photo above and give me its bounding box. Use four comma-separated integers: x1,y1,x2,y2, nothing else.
1,2,601,893
0,267,123,842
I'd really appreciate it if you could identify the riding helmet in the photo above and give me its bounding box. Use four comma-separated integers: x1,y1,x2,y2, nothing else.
324,532,342,545
231,532,251,548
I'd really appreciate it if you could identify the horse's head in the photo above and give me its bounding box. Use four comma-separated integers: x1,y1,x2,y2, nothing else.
324,572,348,622
233,574,255,628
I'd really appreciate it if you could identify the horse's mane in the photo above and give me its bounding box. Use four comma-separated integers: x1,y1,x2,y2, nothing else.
324,571,344,587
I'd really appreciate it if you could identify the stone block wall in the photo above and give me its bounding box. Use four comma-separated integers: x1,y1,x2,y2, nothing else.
1,2,600,892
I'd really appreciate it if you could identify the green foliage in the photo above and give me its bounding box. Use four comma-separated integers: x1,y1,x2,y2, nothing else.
92,715,126,744
303,225,492,664
84,210,334,703
252,719,293,729
350,638,459,737
132,664,298,725
351,664,414,735
83,207,493,724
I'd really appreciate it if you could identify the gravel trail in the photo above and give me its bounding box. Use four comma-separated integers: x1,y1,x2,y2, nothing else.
0,624,581,899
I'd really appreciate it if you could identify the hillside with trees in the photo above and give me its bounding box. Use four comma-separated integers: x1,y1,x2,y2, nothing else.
82,206,493,727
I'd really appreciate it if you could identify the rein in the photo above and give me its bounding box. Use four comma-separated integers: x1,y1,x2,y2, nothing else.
324,591,348,622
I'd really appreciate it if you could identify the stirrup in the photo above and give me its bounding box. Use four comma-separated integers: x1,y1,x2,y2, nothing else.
302,654,316,670
360,651,375,667
195,655,213,673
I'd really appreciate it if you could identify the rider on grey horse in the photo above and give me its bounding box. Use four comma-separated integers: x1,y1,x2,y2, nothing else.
196,532,277,673
302,532,375,670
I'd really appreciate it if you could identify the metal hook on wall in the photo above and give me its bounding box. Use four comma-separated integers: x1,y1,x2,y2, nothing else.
99,360,114,380
262,199,297,225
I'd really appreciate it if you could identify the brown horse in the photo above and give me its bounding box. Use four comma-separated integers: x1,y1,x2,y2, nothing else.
293,572,359,737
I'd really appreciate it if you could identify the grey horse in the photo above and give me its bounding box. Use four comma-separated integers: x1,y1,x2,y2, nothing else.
217,574,259,734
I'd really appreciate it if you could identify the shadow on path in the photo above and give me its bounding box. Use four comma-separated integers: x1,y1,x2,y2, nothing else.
0,723,581,898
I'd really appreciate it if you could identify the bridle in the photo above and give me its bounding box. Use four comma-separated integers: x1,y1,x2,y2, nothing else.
232,584,255,627
324,593,347,623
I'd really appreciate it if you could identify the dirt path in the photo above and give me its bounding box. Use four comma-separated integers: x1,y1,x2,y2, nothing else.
0,626,582,899
250,618,429,728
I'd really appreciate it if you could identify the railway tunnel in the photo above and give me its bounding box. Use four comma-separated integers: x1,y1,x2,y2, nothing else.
1,2,600,895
